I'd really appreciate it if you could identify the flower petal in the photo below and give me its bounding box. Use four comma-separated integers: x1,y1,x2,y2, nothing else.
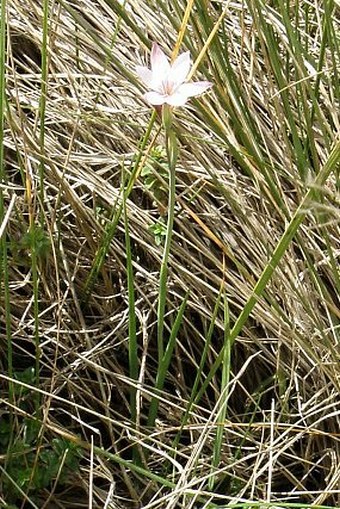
177,81,213,98
170,51,191,86
136,65,164,92
151,43,170,76
165,92,189,107
136,65,154,87
143,91,167,105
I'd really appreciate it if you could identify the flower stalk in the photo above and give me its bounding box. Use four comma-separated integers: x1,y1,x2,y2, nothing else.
136,42,212,421
157,106,178,362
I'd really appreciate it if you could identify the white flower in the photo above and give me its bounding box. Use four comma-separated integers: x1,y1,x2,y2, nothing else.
136,43,213,107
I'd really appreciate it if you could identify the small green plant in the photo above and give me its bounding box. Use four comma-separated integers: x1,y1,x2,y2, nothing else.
0,368,82,505
1,435,82,505
141,144,168,206
94,204,110,227
149,218,167,245
20,226,51,260
141,145,170,245
9,226,50,267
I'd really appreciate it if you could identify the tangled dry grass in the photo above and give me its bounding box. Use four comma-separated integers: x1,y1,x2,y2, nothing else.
1,0,339,508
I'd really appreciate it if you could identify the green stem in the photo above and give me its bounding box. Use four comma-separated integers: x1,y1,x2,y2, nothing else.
157,126,178,364
83,110,157,302
31,230,41,415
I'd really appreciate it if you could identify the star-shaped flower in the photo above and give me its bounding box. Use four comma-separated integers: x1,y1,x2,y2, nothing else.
136,43,212,107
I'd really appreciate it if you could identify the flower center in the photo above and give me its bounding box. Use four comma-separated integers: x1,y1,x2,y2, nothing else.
161,79,175,96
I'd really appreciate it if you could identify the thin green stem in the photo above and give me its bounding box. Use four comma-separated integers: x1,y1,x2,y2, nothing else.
83,110,157,302
31,231,41,415
171,285,224,453
157,127,178,364
123,185,138,424
148,293,188,428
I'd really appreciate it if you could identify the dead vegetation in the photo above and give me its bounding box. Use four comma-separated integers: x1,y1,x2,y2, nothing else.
0,0,339,508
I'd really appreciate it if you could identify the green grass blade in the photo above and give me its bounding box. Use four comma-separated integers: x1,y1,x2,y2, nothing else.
194,139,340,404
147,293,189,428
209,290,231,490
171,283,224,454
123,178,138,426
83,111,157,301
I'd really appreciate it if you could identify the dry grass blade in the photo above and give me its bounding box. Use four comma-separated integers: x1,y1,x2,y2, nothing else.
0,0,339,508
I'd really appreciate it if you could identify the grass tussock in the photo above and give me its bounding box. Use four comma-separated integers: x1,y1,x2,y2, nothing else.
0,0,339,508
